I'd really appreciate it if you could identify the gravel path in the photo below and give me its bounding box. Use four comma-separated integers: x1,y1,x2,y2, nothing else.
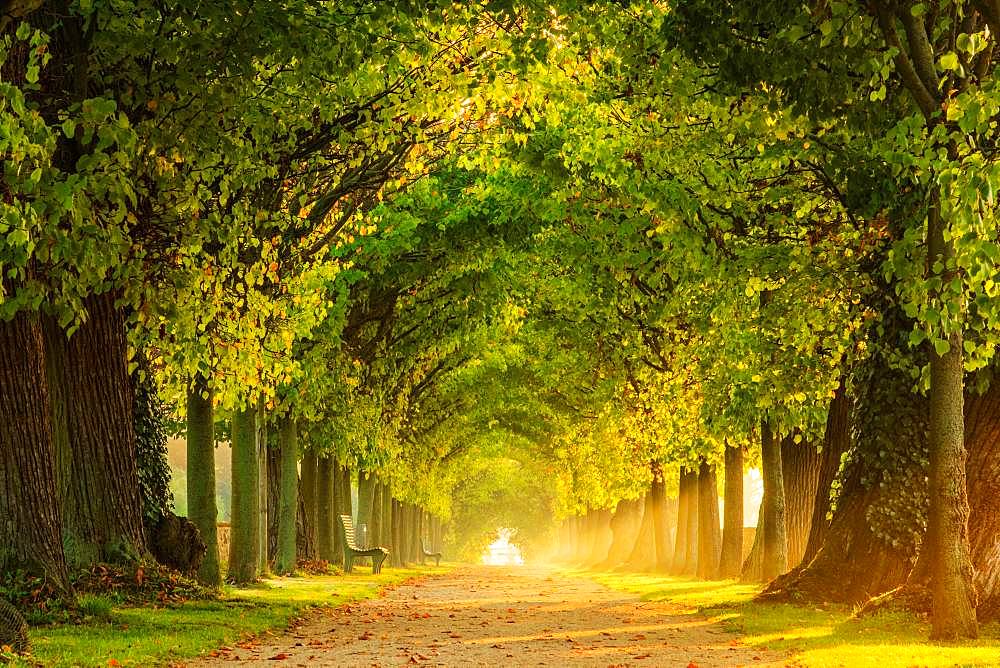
193,565,785,667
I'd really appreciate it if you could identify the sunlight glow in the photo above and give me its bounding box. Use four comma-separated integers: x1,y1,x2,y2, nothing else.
481,528,524,566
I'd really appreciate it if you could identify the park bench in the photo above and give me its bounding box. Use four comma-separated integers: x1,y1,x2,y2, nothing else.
339,514,389,574
421,538,442,567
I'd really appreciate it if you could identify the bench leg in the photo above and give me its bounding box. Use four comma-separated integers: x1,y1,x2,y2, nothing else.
434,556,440,567
373,553,385,574
345,554,353,574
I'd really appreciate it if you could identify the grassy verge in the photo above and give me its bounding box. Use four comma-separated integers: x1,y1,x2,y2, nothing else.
26,564,452,667
573,569,1000,667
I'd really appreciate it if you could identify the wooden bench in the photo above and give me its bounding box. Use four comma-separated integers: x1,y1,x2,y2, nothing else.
421,539,442,567
339,514,389,574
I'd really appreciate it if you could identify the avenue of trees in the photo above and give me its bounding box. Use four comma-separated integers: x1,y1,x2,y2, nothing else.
3,0,1000,646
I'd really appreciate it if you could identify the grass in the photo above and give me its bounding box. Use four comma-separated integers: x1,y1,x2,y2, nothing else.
573,569,1000,667
25,564,451,667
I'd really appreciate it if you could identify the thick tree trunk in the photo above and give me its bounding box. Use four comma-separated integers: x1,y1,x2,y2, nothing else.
256,399,268,575
671,469,692,574
381,484,393,551
371,479,384,548
759,419,787,581
650,464,672,571
719,445,744,579
186,377,220,585
357,472,375,546
316,457,336,562
296,473,316,561
803,385,852,564
48,293,145,567
743,435,821,581
926,268,977,638
781,436,824,569
300,451,319,557
585,508,614,565
599,497,643,568
228,406,260,583
390,498,402,566
697,459,721,579
0,311,70,591
274,417,298,575
683,468,699,575
966,384,1000,622
329,461,344,567
267,443,280,564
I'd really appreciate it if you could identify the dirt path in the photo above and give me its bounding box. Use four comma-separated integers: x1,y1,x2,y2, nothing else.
194,565,785,667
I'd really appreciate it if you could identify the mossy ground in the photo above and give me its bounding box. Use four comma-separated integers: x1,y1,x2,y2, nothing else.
22,564,451,667
576,569,1000,667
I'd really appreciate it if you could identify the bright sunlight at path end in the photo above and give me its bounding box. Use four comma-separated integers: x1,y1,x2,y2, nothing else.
191,566,782,667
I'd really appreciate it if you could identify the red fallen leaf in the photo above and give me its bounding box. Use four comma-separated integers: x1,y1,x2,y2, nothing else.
507,608,516,613
359,631,374,640
268,653,290,661
633,654,651,660
687,663,699,668
107,660,121,667
632,634,646,640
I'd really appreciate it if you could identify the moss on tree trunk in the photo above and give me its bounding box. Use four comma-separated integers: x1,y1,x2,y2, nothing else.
186,376,220,586
316,457,336,561
274,416,298,575
228,405,260,584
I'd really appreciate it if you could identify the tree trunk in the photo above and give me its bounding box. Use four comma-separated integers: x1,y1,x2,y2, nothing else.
650,463,672,571
357,472,375,547
274,416,298,575
966,383,1000,622
761,345,934,602
316,457,336,562
0,310,70,592
697,459,721,579
597,498,638,568
780,436,824,570
371,479,384,548
759,419,787,581
329,461,344,567
228,405,260,583
256,399,269,575
683,468,699,575
186,376,220,586
719,445,744,579
48,293,145,567
391,498,403,566
296,472,316,561
267,443,280,564
300,450,319,558
926,203,977,638
381,484,393,552
585,508,613,564
803,385,852,564
671,469,692,574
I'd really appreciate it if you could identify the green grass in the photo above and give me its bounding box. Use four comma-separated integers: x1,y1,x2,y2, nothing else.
26,564,451,667
573,569,1000,667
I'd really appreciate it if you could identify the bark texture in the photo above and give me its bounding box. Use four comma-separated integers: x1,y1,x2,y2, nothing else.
758,420,787,582
316,457,336,561
50,293,145,566
228,406,260,583
186,377,220,585
803,385,852,564
719,445,744,578
274,417,298,575
697,460,721,579
0,311,69,591
966,382,1000,622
